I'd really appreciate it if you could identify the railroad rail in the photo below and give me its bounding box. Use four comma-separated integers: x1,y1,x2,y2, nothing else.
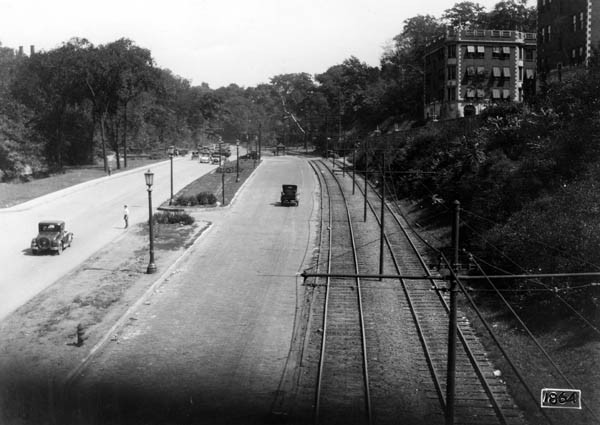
308,159,372,425
348,160,524,425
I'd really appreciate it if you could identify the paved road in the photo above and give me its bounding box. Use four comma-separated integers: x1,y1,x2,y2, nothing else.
74,156,318,424
0,156,220,320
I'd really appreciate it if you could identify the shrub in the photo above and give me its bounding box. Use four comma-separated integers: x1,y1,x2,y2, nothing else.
153,211,195,225
174,195,198,206
196,191,217,205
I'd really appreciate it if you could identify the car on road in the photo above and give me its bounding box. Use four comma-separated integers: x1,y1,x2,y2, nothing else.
191,151,199,160
199,153,211,163
31,220,74,255
211,153,221,164
280,184,299,206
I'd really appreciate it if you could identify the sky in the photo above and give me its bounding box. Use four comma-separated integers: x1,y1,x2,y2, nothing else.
0,0,518,89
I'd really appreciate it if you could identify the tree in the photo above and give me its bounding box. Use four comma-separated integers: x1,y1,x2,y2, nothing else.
487,0,537,31
380,15,443,122
441,2,488,28
11,38,92,168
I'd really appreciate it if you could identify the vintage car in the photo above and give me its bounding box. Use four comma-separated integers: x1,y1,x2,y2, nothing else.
31,220,74,255
211,153,221,164
199,153,211,163
191,150,199,160
280,184,299,206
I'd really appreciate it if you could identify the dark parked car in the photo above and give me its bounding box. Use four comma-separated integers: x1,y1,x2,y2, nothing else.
31,220,74,255
280,184,299,206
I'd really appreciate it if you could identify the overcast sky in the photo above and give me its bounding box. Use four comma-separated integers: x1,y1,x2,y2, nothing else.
0,0,520,89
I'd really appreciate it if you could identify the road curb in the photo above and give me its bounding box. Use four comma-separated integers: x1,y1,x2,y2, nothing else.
64,219,213,387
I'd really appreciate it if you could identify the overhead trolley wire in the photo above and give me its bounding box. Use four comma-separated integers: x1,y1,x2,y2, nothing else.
466,256,600,423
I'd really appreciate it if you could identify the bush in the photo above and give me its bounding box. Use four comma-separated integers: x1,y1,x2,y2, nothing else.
196,191,217,205
174,195,198,206
173,192,216,206
153,211,195,225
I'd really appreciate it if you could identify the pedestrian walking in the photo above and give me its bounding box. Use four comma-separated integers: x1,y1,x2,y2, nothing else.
123,205,129,228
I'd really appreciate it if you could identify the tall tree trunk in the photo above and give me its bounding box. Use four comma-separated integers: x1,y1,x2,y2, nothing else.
114,119,121,170
123,102,128,168
100,112,108,173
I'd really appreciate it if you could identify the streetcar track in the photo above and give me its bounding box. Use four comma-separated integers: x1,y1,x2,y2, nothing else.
309,160,372,425
343,160,524,425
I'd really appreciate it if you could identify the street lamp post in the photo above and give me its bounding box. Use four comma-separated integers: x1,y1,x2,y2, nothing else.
168,145,174,205
236,140,240,182
144,169,157,274
220,143,225,205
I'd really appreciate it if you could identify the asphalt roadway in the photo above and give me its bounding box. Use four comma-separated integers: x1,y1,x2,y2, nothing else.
0,156,219,321
71,156,318,424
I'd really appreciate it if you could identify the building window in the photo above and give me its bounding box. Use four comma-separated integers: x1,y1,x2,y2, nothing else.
503,89,511,99
518,46,523,60
502,46,511,56
580,12,585,30
492,88,501,99
466,45,475,58
466,66,476,77
503,67,511,77
547,25,551,42
466,88,476,98
448,44,457,58
518,66,523,81
493,67,502,78
447,65,457,80
525,49,534,61
476,45,485,58
447,87,456,101
573,15,577,32
541,27,545,43
580,46,585,61
476,88,485,98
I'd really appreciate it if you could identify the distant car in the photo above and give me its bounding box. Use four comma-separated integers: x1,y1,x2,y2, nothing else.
199,154,211,163
280,184,299,206
191,151,199,159
211,153,221,164
31,220,73,255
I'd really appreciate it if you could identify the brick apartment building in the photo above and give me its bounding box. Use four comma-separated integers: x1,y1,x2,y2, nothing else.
424,27,537,120
537,0,600,81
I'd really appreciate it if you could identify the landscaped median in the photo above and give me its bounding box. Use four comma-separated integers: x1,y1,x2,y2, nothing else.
161,158,259,210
